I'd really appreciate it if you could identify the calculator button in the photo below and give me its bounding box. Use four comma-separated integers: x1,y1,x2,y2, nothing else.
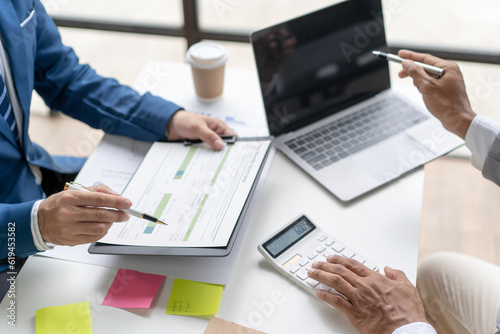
315,283,331,292
303,262,313,271
352,254,366,264
365,261,378,271
325,237,335,246
317,255,327,263
341,248,355,258
331,242,345,253
315,244,326,253
308,252,318,260
324,249,335,257
306,278,320,288
289,264,300,274
317,234,328,242
296,269,309,281
299,258,309,267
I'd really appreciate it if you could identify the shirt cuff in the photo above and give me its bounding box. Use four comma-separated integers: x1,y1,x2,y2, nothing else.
392,322,437,334
30,200,54,251
465,115,500,171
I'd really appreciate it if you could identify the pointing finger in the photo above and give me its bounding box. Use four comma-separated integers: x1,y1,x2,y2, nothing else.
327,255,372,278
68,191,132,210
308,268,356,299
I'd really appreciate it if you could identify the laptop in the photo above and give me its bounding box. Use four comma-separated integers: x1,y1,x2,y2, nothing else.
250,0,463,202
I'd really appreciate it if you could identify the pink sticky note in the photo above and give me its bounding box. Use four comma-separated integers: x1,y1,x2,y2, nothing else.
102,269,166,309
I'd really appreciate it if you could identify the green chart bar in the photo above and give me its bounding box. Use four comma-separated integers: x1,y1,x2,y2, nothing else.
210,145,232,186
144,193,172,234
174,146,198,180
183,194,209,241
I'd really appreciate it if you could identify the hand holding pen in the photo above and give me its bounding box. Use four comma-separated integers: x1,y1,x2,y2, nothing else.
37,184,134,246
64,182,166,225
37,183,166,247
372,50,445,78
397,49,476,140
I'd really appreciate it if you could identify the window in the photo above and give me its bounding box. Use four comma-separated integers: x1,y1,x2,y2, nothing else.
44,0,500,63
41,0,183,27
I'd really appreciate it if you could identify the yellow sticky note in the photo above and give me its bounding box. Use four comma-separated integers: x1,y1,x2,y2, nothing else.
36,302,91,334
166,279,224,316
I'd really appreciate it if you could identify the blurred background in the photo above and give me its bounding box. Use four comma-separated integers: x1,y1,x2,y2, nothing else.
31,0,500,265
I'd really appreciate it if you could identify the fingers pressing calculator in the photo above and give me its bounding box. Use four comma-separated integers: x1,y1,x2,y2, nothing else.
258,215,379,301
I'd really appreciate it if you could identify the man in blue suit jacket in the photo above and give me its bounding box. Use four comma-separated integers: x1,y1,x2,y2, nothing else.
0,0,235,261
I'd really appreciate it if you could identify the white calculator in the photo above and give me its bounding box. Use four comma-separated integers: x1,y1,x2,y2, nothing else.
258,215,379,298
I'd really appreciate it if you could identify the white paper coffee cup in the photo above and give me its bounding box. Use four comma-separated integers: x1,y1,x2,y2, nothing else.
186,42,228,101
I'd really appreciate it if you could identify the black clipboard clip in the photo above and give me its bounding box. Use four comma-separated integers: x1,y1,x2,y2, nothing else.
183,135,238,146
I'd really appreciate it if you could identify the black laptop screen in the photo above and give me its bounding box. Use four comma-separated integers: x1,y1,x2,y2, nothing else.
251,0,390,137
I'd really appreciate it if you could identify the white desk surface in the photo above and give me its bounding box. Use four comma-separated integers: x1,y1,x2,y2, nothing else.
0,155,424,334
0,63,425,333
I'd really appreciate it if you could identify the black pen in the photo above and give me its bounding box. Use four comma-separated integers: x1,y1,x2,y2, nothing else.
372,50,445,78
183,135,237,146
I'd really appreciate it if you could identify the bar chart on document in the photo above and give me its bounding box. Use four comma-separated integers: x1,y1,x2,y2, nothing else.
99,140,271,248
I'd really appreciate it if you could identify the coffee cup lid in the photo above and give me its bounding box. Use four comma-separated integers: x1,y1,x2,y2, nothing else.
186,42,228,69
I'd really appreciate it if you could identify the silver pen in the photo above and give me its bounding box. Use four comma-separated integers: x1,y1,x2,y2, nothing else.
372,50,445,78
64,182,167,226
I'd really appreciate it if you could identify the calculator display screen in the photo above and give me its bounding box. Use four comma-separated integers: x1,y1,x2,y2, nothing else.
263,216,316,258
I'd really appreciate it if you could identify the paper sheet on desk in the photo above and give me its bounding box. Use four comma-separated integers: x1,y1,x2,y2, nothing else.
99,140,271,247
36,302,92,334
166,279,223,316
102,269,166,309
75,134,151,193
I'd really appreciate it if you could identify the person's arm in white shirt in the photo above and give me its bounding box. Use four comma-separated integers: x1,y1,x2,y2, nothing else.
392,322,437,334
496,308,500,332
465,115,500,185
465,115,500,171
397,50,500,334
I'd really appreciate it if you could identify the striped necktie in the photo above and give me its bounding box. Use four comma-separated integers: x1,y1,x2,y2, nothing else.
0,74,19,141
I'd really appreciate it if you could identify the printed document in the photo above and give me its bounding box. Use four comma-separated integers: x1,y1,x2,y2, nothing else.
99,140,271,247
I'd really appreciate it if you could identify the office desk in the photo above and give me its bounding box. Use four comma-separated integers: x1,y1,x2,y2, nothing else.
0,63,424,333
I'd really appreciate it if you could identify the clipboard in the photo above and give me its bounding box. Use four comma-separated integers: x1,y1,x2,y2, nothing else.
88,136,274,257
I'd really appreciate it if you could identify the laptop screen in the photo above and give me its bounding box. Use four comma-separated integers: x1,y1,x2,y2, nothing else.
251,0,390,137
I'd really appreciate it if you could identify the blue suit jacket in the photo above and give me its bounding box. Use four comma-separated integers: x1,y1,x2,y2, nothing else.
0,0,182,260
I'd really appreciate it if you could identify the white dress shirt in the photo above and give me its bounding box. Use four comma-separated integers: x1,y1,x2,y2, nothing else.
465,115,500,170
496,309,500,333
31,200,52,251
393,322,437,334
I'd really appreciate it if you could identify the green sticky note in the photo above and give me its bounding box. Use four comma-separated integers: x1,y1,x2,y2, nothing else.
166,279,224,316
36,302,91,334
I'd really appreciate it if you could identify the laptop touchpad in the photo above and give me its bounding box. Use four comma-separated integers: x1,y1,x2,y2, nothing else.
351,134,434,182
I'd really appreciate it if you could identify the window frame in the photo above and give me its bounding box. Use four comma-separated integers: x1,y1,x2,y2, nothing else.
51,0,500,65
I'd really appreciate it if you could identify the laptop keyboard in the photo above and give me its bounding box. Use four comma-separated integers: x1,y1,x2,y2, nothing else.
285,96,429,171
